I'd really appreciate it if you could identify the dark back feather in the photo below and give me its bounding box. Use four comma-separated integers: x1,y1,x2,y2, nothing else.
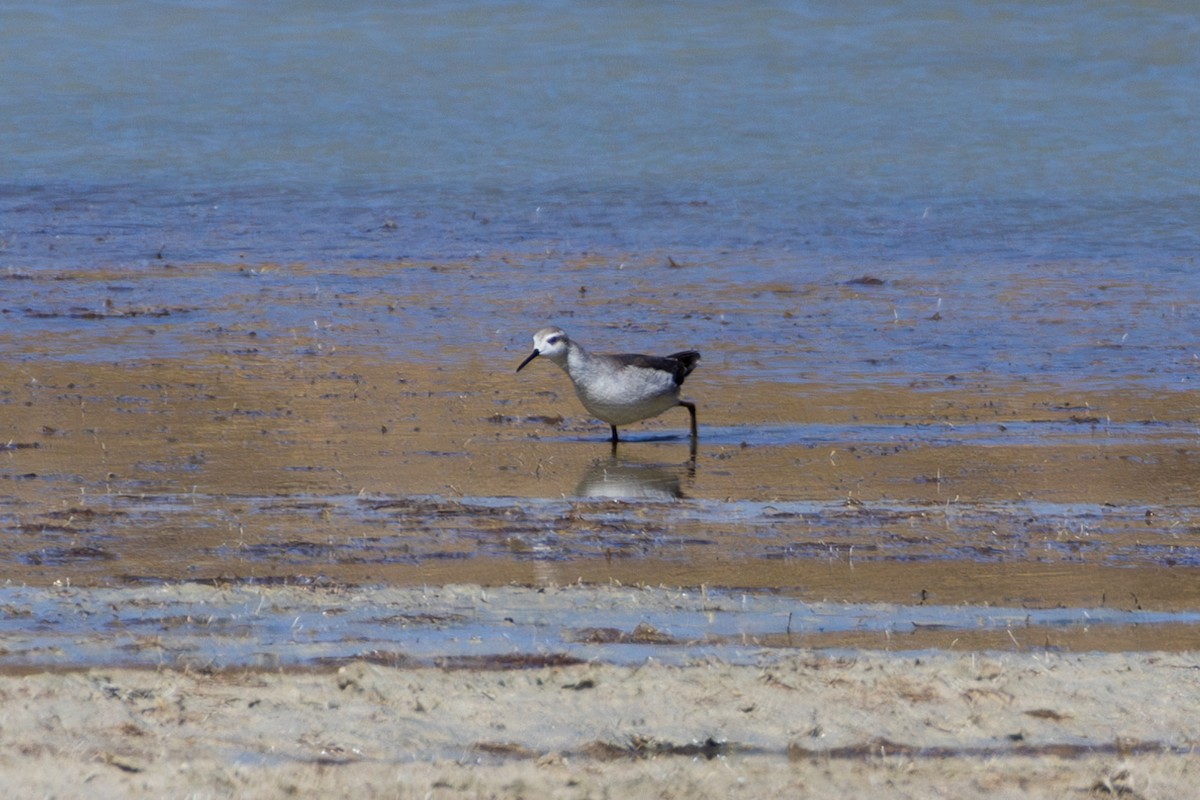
614,350,701,386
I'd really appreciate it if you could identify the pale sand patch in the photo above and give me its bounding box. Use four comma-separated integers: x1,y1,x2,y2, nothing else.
2,649,1197,798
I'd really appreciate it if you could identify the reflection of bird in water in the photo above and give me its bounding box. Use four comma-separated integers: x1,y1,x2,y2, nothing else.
574,456,689,500
516,327,700,449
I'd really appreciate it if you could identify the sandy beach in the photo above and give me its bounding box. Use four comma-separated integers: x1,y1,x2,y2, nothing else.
0,583,1195,798
3,633,1197,798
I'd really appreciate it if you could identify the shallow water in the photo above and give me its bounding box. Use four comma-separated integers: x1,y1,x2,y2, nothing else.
2,1,1199,664
4,584,1200,673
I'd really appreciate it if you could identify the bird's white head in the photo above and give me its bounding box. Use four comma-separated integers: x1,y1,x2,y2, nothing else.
516,326,570,371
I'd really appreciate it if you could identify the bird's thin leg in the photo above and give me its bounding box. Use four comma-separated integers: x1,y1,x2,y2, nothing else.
678,400,698,458
610,424,620,444
679,401,697,440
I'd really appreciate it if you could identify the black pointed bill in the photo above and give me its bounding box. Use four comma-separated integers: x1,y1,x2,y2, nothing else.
516,349,540,372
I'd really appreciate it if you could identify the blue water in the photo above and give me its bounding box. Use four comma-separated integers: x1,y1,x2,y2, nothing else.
2,1,1198,389
4,2,1198,249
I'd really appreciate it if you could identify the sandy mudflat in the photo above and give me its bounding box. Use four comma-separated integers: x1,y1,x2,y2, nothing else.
1,586,1198,799
3,272,1199,798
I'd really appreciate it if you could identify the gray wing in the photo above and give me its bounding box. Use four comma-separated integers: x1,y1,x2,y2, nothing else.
613,350,701,386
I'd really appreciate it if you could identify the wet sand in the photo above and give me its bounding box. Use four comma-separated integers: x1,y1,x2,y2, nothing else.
2,259,1199,796
3,356,1198,604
